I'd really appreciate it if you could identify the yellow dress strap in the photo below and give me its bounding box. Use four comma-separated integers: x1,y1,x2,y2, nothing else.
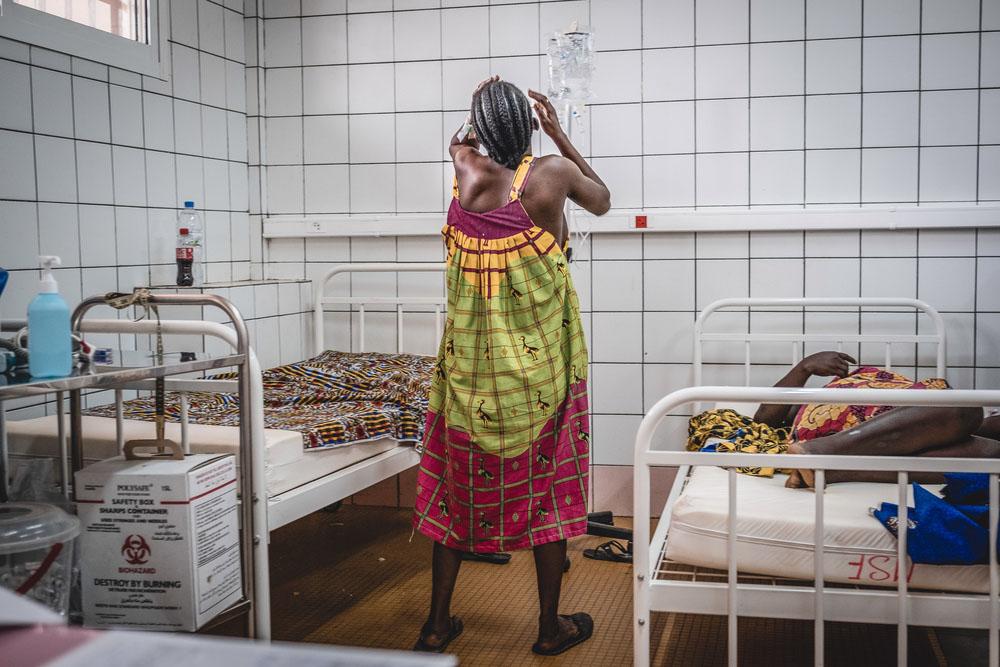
508,155,535,202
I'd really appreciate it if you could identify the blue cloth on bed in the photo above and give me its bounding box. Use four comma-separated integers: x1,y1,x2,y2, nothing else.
872,474,998,565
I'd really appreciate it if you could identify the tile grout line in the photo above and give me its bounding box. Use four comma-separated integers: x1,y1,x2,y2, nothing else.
746,0,751,209
858,0,865,206
976,0,984,204
916,0,923,204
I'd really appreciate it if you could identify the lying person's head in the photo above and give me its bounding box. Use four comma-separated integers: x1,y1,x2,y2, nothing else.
471,80,536,170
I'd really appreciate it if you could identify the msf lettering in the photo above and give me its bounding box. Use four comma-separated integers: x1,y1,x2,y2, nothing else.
847,554,915,583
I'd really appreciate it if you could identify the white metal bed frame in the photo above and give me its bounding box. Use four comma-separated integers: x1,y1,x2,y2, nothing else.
18,263,447,639
633,297,1000,666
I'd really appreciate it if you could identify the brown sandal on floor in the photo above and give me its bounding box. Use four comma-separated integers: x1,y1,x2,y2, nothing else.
413,616,464,653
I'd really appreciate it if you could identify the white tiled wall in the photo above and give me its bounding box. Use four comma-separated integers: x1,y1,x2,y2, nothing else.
266,224,1000,513
0,0,252,314
253,0,1000,215
0,0,258,419
250,0,1000,511
4,0,998,512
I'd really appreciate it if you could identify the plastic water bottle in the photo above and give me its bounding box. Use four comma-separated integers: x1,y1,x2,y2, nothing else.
176,201,203,286
28,255,72,378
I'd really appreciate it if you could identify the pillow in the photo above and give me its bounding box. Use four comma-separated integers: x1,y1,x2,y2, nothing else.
791,366,949,442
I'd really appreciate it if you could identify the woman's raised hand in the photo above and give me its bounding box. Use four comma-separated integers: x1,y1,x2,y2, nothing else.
527,89,566,141
473,75,501,99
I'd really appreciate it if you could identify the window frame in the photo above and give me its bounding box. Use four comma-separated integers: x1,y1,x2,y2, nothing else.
0,0,169,79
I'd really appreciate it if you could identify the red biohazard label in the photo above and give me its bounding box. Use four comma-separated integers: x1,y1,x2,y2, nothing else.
122,534,152,565
176,247,193,260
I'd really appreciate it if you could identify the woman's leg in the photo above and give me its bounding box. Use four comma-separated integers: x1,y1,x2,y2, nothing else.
786,406,993,487
532,539,579,649
420,541,463,645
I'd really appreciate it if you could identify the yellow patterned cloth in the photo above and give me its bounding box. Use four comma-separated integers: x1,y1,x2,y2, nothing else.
688,409,791,477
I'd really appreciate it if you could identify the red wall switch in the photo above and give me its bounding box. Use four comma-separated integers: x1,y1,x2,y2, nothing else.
635,215,647,228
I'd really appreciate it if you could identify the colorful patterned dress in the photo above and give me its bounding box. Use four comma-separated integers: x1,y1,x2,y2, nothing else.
412,156,590,553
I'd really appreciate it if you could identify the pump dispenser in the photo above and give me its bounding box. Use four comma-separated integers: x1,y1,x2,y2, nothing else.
28,256,72,378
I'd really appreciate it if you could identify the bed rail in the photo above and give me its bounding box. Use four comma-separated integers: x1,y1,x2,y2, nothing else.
693,298,947,388
313,262,447,356
633,385,1000,667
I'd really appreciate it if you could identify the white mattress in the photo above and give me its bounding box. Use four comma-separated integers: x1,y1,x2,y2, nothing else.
664,465,990,593
6,415,403,497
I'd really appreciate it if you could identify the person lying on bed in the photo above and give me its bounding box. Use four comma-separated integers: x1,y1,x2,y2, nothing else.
753,351,1000,488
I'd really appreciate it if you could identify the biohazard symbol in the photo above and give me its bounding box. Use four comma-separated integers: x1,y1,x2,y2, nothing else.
122,534,151,565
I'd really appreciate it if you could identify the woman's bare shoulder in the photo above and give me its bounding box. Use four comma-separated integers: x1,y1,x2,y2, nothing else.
532,154,573,172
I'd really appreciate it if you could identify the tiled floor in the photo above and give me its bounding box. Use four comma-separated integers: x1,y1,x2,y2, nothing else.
262,505,974,666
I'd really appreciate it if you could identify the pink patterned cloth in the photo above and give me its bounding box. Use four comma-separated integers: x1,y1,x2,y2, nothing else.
413,382,590,552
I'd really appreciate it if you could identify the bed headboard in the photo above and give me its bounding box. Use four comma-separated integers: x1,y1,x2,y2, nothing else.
692,297,948,386
313,262,447,356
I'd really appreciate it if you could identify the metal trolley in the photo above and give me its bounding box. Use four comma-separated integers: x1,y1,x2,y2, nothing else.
1,293,269,638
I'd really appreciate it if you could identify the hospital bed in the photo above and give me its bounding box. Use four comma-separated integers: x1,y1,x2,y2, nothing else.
4,262,445,639
632,297,1000,667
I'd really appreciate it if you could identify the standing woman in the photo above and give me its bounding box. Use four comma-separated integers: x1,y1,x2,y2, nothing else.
412,77,611,656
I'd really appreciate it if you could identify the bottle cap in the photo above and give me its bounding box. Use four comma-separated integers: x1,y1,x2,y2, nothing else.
179,228,189,235
38,255,61,294
184,201,195,208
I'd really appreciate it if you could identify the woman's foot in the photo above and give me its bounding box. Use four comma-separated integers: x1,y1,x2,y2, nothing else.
532,612,594,655
414,616,463,653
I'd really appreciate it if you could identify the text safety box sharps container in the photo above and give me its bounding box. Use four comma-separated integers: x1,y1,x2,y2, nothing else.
0,502,80,617
75,453,242,631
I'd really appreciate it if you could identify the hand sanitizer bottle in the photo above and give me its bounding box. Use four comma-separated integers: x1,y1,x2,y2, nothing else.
28,255,72,378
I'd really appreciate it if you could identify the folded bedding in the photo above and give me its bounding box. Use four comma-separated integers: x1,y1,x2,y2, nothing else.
83,351,435,450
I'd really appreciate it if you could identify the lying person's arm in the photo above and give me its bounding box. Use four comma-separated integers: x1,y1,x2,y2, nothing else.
754,351,857,428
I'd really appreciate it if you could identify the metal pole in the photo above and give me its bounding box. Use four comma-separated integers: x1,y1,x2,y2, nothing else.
56,391,69,498
0,401,8,502
896,472,909,667
69,389,83,482
727,468,738,667
115,389,125,455
814,469,825,666
989,474,998,666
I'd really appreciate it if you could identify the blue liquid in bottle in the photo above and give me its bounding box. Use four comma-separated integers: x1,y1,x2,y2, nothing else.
28,256,72,378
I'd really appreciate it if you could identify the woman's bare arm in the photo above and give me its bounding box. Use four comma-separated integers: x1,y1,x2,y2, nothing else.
754,351,856,428
528,89,611,216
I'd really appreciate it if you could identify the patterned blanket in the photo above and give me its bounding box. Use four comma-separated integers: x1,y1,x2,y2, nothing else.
83,351,435,451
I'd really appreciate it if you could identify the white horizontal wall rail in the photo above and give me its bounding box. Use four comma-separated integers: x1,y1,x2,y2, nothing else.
264,206,1000,238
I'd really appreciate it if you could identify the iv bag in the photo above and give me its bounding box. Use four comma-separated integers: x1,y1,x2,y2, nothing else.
546,28,595,106
546,24,597,261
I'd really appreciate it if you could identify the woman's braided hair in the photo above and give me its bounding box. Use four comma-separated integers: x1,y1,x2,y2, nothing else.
471,80,534,170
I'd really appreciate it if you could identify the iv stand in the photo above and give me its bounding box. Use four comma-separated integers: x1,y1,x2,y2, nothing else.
563,103,591,262
562,105,633,563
